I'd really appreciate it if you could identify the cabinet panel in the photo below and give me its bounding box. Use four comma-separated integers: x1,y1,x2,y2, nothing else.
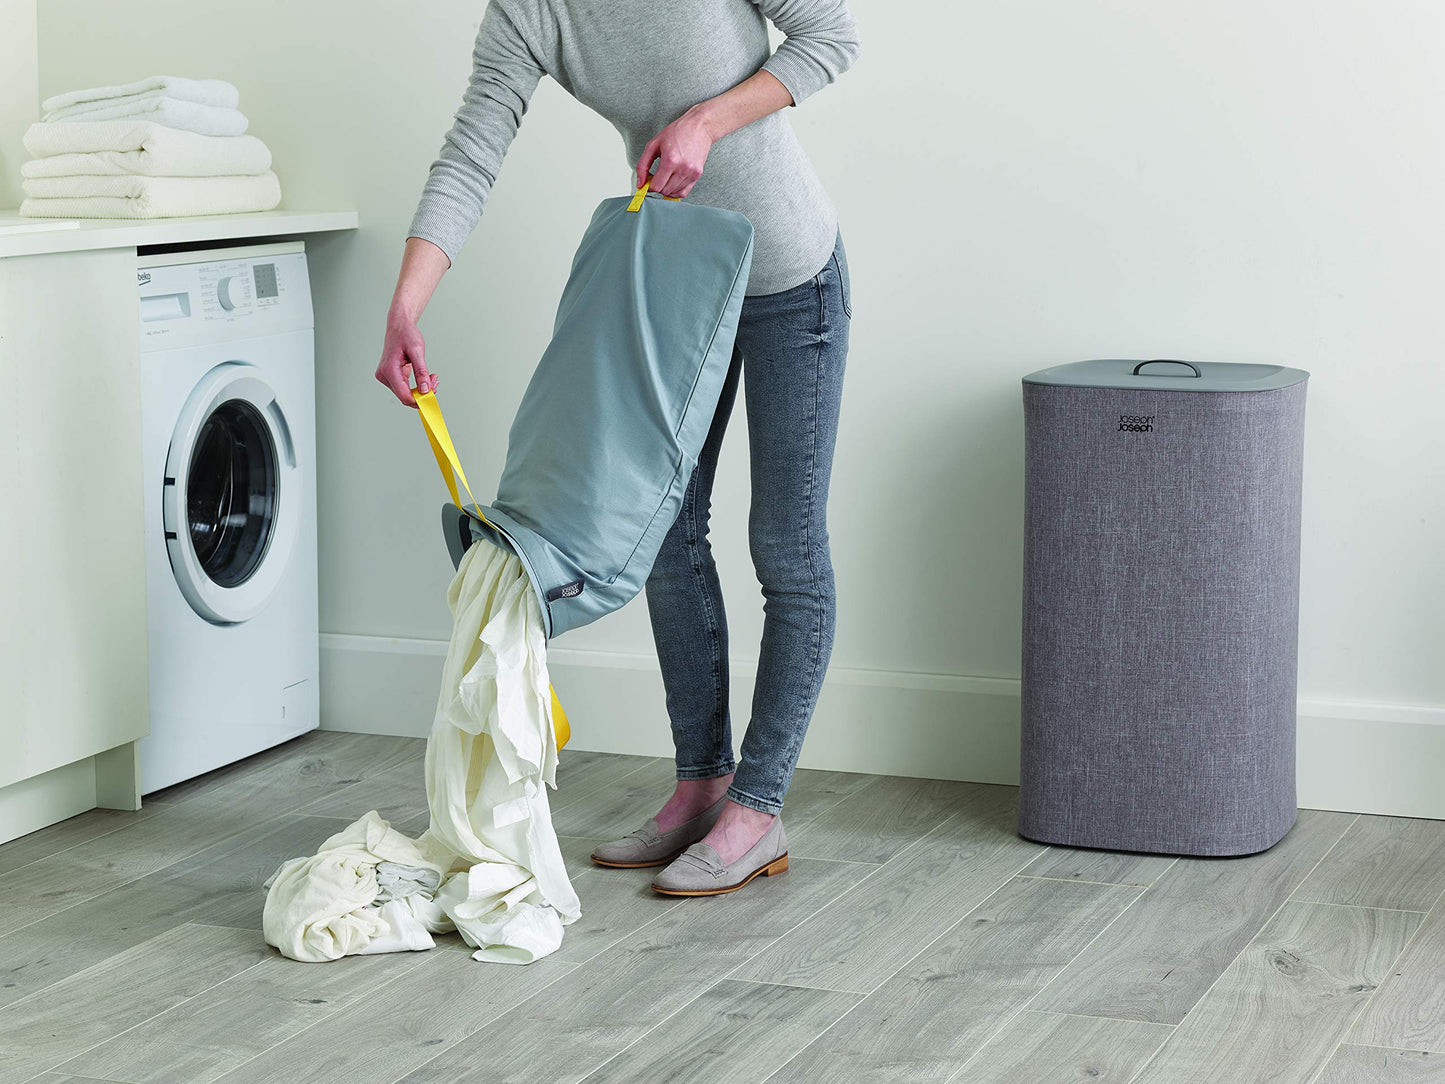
1,247,149,789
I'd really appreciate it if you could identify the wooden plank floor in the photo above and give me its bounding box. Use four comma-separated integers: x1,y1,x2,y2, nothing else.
1,731,1442,1084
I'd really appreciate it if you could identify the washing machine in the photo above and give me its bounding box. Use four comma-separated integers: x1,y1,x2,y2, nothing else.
137,241,319,793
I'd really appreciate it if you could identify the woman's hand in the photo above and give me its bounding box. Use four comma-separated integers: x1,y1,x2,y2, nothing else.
376,306,438,409
635,71,794,196
636,105,719,198
378,238,451,408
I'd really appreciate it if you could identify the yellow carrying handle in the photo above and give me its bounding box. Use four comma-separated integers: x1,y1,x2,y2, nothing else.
415,389,570,751
550,687,571,750
627,178,682,212
415,389,495,532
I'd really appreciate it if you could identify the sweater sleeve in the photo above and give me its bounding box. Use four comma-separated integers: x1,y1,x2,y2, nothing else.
407,2,545,263
752,0,861,106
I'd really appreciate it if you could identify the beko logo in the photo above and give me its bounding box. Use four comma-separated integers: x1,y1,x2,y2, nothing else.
137,271,152,285
1118,414,1154,433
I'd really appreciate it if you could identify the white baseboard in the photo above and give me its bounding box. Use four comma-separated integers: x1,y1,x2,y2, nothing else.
1295,701,1445,819
320,633,1445,820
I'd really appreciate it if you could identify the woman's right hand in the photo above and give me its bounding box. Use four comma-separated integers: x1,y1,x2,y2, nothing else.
378,237,452,408
376,306,437,409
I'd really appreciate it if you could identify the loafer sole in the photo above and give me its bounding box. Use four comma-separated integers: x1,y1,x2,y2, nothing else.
589,847,688,870
650,853,789,896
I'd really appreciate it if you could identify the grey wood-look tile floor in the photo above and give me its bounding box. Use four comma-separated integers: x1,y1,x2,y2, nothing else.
3,730,1444,1084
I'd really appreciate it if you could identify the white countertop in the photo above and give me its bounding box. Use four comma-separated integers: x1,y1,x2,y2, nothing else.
0,208,359,259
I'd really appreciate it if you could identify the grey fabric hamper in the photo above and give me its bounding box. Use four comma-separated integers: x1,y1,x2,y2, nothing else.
1018,358,1309,857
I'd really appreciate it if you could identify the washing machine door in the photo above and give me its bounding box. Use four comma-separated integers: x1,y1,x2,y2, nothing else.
164,361,301,624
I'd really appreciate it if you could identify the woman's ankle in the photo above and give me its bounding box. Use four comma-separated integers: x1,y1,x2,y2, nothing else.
700,800,777,863
655,774,734,830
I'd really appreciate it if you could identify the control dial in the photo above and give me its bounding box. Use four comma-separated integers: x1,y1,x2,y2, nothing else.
216,275,249,312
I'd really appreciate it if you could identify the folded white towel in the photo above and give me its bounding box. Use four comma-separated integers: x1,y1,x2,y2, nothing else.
45,98,248,137
48,89,239,124
21,172,281,219
42,76,238,115
22,122,271,178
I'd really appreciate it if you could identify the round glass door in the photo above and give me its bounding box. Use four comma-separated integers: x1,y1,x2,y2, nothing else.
186,399,278,588
164,362,300,624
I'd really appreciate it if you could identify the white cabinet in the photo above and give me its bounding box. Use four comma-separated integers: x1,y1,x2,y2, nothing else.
1,246,148,837
0,209,357,843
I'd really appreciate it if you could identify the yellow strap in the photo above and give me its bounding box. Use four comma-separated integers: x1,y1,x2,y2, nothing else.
627,178,681,212
550,687,571,749
415,390,496,531
415,389,570,750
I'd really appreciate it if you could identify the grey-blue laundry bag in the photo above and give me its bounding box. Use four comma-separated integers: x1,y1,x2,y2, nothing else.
423,183,754,640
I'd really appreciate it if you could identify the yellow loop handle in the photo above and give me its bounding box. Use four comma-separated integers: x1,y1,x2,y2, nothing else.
627,178,682,212
550,688,571,750
414,389,570,750
415,390,495,530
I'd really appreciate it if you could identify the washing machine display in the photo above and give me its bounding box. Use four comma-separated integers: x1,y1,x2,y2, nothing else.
252,262,280,300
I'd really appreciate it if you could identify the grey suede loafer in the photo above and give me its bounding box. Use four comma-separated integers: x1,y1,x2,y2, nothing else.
589,796,726,868
651,816,788,896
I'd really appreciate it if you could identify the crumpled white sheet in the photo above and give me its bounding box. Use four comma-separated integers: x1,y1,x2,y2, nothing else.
263,810,448,961
262,541,579,965
375,862,442,903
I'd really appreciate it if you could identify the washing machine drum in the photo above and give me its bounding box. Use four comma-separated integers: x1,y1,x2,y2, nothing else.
430,185,754,640
165,361,301,624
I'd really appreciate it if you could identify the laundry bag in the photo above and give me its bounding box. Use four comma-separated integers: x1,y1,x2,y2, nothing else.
421,180,754,640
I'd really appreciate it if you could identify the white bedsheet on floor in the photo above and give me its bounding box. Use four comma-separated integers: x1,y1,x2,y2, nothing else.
263,540,579,965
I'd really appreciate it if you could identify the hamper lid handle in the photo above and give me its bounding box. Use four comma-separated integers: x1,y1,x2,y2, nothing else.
1133,359,1202,378
627,178,683,212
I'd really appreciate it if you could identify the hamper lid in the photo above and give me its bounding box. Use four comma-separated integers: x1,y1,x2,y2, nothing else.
1022,358,1309,393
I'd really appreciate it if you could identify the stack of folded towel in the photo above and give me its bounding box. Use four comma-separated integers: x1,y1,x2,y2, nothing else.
19,76,281,220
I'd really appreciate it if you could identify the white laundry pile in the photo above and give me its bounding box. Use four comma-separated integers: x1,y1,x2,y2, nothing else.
263,539,580,965
19,76,281,219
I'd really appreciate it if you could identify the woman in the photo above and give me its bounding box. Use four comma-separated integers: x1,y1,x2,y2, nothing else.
377,0,859,897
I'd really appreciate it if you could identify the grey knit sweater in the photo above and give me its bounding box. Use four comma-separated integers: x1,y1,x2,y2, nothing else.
407,0,860,295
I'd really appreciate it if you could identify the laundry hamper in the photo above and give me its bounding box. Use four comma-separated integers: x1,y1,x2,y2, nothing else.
1018,359,1309,856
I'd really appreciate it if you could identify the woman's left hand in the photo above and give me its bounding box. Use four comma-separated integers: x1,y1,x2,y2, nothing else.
636,106,717,197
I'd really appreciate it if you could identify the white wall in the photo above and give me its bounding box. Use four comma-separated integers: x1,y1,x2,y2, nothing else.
33,1,1445,813
0,0,38,207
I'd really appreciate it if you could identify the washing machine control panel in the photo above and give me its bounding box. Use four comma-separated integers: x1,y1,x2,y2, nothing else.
139,247,313,348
